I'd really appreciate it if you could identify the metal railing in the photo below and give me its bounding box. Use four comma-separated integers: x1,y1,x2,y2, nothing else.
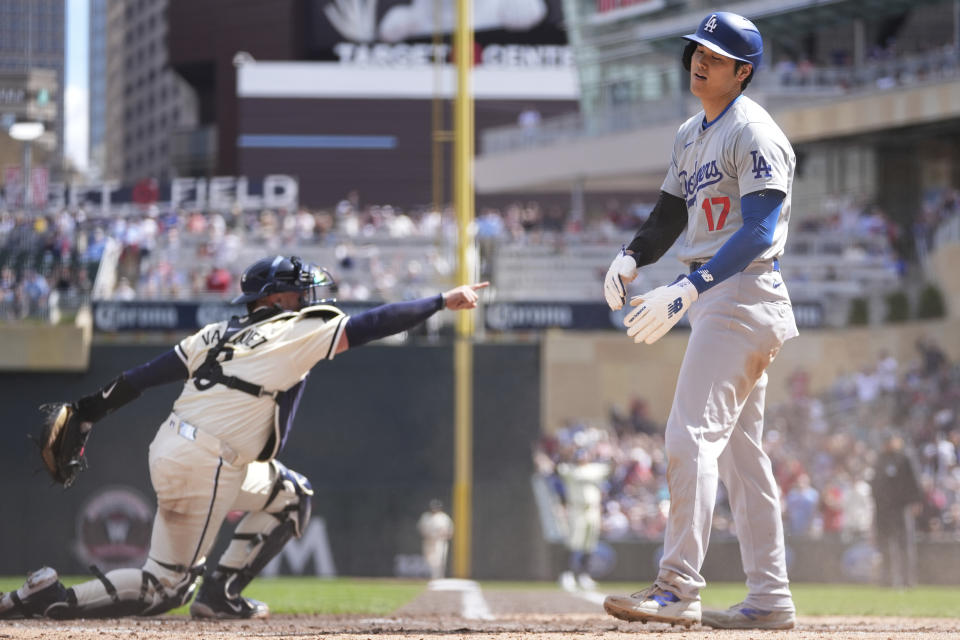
482,45,960,155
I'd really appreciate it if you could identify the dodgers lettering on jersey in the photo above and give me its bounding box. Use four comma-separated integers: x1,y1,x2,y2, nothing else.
679,159,723,203
661,95,796,264
171,306,347,464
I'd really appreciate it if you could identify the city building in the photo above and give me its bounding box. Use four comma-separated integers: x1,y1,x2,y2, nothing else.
88,0,107,178
167,0,576,207
0,0,64,170
103,0,197,184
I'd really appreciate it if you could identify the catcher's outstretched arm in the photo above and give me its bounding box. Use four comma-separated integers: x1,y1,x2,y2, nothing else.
37,348,187,488
338,282,488,352
76,348,188,422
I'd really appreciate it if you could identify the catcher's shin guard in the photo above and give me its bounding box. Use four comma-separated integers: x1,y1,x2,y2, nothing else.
213,461,313,596
47,564,202,619
0,567,68,619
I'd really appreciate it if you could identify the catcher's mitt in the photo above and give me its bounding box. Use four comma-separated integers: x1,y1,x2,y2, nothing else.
36,403,93,488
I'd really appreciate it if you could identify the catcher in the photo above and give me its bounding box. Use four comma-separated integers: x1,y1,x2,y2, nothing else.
1,255,487,620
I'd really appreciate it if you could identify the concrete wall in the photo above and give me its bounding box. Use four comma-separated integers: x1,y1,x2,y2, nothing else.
0,319,91,372
476,79,960,196
543,317,960,430
0,342,542,579
930,242,960,319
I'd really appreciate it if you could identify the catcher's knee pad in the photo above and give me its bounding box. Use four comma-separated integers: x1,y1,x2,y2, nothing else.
267,460,314,537
215,461,313,595
52,563,202,618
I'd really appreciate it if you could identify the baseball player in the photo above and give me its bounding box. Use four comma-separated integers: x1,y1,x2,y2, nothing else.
601,12,798,630
417,499,454,581
0,255,487,620
556,448,609,591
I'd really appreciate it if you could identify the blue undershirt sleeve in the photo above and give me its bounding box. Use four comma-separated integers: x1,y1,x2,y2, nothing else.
345,294,445,348
685,189,784,294
123,348,190,391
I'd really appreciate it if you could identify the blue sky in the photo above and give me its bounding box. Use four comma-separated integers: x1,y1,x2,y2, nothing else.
65,0,89,171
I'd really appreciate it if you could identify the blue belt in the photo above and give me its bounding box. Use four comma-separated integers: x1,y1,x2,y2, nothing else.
689,258,780,273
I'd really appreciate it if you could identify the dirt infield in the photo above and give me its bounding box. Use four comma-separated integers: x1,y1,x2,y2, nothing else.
2,589,959,639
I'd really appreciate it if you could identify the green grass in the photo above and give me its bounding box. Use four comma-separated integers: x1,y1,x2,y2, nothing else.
240,577,424,615
2,576,959,618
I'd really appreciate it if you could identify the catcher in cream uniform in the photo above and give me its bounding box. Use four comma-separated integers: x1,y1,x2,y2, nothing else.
602,11,798,631
2,256,486,620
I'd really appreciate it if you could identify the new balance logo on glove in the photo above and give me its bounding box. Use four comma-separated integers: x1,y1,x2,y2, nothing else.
667,298,684,318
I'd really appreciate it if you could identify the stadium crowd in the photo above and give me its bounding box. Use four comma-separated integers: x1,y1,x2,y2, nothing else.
771,42,960,93
534,339,960,545
0,180,924,322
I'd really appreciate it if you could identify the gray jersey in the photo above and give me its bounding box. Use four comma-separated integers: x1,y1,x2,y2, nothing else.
661,95,795,264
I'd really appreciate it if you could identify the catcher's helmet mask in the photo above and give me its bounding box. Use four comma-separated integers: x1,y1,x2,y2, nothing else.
232,255,338,308
682,12,763,81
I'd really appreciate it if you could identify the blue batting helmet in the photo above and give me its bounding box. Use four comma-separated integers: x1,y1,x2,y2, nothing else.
232,255,337,306
682,12,763,72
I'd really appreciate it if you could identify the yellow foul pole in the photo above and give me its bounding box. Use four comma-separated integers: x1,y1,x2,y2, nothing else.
452,0,475,579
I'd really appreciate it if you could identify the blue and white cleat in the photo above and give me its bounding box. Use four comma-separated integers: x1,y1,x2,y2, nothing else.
700,601,796,629
603,584,700,628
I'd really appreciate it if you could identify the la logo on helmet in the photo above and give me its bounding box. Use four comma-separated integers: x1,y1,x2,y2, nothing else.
704,15,719,33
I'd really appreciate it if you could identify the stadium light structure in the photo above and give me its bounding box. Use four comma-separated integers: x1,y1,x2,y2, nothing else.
8,122,44,210
9,122,44,141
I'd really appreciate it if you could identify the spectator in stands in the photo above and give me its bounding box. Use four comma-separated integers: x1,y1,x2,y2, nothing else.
784,473,819,537
517,105,541,140
627,397,658,435
23,270,50,317
842,470,874,541
819,477,846,541
204,266,232,295
877,350,899,395
603,501,631,541
114,277,136,301
0,266,17,319
916,337,947,378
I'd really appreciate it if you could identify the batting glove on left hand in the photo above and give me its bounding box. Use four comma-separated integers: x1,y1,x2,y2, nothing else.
624,276,699,345
604,246,639,310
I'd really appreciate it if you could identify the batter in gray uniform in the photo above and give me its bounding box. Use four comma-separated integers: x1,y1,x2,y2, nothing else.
602,12,797,630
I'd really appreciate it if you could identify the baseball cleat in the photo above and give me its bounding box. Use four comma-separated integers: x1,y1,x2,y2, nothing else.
699,602,796,629
190,579,269,620
604,584,700,627
559,571,577,592
0,567,68,619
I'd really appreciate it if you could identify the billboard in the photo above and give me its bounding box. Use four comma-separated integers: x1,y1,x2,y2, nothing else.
305,0,569,63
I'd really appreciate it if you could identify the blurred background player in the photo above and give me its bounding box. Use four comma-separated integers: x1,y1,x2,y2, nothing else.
0,255,486,620
557,448,610,591
871,433,923,588
602,11,798,630
417,499,454,581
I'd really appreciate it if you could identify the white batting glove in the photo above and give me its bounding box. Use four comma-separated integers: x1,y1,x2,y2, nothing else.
603,246,639,310
624,276,699,345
